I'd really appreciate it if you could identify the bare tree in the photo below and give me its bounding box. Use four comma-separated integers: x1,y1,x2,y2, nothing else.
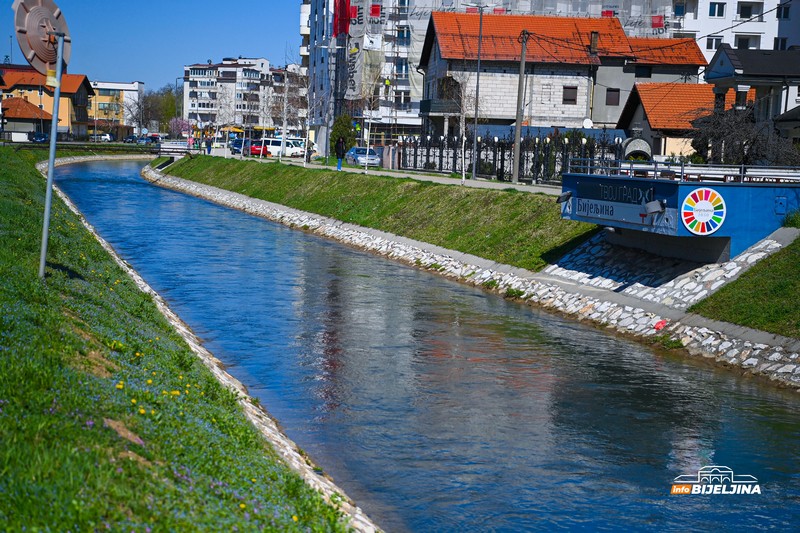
691,104,800,166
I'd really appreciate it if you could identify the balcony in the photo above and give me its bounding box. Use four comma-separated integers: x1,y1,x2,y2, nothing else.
420,99,460,115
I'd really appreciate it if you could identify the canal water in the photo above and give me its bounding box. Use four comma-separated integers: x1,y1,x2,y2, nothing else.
56,161,799,531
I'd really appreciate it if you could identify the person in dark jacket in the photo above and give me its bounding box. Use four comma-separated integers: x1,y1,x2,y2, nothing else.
335,137,346,171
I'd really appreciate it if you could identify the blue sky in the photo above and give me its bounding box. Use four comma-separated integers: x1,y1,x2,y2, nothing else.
3,0,302,90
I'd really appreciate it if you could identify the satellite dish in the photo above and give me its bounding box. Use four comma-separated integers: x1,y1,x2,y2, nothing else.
13,0,71,76
582,118,594,129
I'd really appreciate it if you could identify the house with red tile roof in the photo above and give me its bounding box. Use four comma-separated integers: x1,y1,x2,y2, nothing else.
0,64,94,139
418,12,706,137
615,82,754,158
1,97,53,137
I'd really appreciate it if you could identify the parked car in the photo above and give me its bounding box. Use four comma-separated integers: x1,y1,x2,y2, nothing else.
137,136,159,145
29,132,49,143
345,147,381,167
123,135,138,143
90,133,112,142
229,138,251,155
249,140,272,157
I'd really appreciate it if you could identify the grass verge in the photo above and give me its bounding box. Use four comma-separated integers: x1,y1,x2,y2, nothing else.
689,238,800,339
0,147,349,529
165,157,597,271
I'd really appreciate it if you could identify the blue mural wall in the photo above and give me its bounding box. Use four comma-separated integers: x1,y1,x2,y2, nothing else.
561,173,800,258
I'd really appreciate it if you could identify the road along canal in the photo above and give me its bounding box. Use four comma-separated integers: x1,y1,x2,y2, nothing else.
54,160,800,531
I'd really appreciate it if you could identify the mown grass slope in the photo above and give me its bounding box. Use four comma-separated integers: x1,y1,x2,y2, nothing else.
0,147,348,530
166,157,597,271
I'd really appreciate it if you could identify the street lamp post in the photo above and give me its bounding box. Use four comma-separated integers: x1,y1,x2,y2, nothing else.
175,76,183,140
464,2,496,180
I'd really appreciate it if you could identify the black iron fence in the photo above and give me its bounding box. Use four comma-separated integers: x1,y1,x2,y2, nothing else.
399,133,625,184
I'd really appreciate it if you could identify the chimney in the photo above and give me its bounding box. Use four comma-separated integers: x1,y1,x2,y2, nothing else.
590,32,599,55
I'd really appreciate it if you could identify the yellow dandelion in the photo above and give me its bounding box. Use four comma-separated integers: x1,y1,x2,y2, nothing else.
146,379,153,385
239,503,246,509
150,409,155,415
115,382,124,390
178,375,183,380
170,390,181,396
152,371,157,376
293,515,298,522
162,390,168,395
138,408,146,415
186,383,191,388
131,399,137,404
251,478,257,483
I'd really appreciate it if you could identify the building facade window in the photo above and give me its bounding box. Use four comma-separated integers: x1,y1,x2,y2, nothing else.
709,2,726,17
634,65,653,78
777,3,790,18
707,36,723,50
774,37,788,50
562,86,578,105
395,57,409,80
674,2,686,16
605,88,620,106
734,34,758,48
397,26,411,47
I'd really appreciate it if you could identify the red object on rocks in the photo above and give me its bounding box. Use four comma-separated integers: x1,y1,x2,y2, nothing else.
654,319,667,331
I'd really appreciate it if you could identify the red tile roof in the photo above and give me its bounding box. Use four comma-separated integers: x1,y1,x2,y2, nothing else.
0,70,92,95
628,38,707,66
634,83,755,130
431,12,633,65
426,13,706,68
1,97,53,120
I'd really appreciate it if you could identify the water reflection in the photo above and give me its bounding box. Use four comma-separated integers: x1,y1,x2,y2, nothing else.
56,161,800,531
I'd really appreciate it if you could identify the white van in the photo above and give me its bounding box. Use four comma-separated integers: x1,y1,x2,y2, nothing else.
261,138,303,157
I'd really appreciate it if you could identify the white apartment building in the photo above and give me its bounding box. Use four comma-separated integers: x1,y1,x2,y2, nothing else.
302,0,797,148
182,57,275,135
670,0,799,62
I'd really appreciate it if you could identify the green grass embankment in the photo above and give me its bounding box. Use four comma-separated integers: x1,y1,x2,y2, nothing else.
167,157,800,340
0,147,349,529
166,157,596,271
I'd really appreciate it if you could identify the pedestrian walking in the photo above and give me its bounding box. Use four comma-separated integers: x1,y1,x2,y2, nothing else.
205,137,212,155
335,136,346,171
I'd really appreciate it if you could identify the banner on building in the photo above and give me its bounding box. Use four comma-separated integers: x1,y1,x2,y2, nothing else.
333,0,350,37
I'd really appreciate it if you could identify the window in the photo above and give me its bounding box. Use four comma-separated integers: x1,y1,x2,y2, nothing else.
674,2,686,16
395,57,409,80
709,2,725,16
635,65,653,78
394,89,411,109
397,0,409,15
735,35,758,49
397,26,411,46
738,4,753,19
605,88,620,106
706,36,723,50
777,3,790,19
774,37,788,50
562,86,578,105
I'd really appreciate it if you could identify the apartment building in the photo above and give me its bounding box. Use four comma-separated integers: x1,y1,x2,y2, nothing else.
88,80,144,138
671,0,799,62
183,57,270,133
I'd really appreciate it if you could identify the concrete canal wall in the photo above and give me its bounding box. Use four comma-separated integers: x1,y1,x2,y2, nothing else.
136,164,800,392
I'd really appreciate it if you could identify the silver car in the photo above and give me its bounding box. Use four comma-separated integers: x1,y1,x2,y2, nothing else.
345,147,381,167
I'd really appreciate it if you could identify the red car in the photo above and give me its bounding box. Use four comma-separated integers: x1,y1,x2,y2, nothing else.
250,140,272,157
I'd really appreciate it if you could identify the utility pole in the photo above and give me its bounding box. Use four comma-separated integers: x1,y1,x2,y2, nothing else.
512,30,530,184
280,68,288,163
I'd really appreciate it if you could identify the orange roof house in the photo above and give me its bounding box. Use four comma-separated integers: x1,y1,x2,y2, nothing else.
616,82,755,157
0,66,94,138
418,12,707,135
1,97,53,135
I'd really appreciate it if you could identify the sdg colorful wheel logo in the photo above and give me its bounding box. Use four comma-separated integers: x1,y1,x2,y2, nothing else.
682,188,726,235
